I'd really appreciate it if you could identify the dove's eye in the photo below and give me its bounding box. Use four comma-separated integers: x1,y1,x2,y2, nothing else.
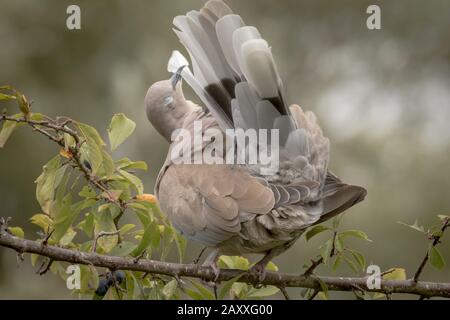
163,96,174,109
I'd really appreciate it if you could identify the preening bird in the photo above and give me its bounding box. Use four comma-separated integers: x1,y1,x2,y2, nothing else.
146,0,367,279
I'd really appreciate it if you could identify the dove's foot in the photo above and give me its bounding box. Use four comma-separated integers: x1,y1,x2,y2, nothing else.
249,262,268,283
202,260,221,282
201,248,221,282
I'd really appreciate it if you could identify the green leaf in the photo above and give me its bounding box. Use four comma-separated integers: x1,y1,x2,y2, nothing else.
77,123,105,175
305,225,331,242
430,247,445,270
94,210,119,253
52,195,83,243
160,225,174,261
184,288,204,300
173,230,187,263
119,169,144,195
59,228,77,246
35,156,64,215
248,286,280,298
344,256,359,274
219,275,244,300
189,281,215,300
320,239,333,264
8,227,24,239
132,221,157,257
119,224,136,236
77,123,106,147
77,212,95,238
109,241,137,257
348,249,366,271
340,230,372,242
108,114,136,152
79,186,96,199
0,114,24,148
162,279,179,300
101,149,115,179
123,161,148,171
332,255,342,271
334,237,344,253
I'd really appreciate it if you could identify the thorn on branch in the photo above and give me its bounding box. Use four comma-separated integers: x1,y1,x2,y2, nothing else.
37,258,54,276
279,286,291,300
134,250,147,264
308,289,320,300
42,229,55,246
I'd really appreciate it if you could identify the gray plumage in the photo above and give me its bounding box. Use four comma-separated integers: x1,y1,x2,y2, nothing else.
146,0,366,276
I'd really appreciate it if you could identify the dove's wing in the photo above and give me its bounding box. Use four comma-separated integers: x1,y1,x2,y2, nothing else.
158,164,275,247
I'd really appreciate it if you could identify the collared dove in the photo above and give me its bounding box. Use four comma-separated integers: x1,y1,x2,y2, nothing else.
146,0,366,278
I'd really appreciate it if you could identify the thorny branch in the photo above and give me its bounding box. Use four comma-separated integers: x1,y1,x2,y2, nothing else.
2,102,450,300
0,221,449,299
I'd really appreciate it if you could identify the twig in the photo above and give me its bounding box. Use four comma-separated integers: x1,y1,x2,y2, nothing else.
1,229,449,299
303,257,324,277
92,231,121,253
413,218,450,282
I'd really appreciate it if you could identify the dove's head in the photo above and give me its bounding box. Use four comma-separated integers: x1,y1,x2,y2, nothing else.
145,68,195,141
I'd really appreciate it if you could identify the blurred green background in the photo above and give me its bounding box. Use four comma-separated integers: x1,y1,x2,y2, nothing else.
0,0,449,299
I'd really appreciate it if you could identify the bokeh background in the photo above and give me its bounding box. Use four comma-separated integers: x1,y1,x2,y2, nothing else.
0,0,449,299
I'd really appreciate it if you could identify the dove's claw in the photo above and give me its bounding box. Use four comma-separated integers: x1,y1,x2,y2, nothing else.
203,261,221,282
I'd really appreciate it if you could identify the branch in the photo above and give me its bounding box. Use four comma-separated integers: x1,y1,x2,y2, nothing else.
0,114,127,227
1,228,449,299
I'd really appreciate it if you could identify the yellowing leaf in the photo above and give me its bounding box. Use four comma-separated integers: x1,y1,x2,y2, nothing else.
108,114,136,152
30,214,53,231
0,92,16,100
383,268,407,281
305,225,331,242
136,194,158,205
8,227,24,239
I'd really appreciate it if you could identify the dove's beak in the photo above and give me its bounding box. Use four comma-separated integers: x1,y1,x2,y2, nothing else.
171,66,187,91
